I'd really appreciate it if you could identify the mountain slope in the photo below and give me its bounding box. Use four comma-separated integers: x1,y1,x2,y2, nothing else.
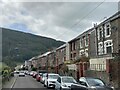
2,28,65,67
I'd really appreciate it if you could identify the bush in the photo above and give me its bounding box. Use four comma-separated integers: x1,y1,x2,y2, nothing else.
2,66,12,83
31,67,37,71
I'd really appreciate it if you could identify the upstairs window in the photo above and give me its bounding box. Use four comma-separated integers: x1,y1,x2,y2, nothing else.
105,23,111,38
97,27,103,41
80,39,83,48
85,35,89,47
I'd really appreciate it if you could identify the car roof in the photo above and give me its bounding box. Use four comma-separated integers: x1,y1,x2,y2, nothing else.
48,73,59,75
80,77,103,80
60,76,74,78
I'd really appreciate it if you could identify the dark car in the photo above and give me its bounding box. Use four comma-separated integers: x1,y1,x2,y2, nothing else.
71,77,114,90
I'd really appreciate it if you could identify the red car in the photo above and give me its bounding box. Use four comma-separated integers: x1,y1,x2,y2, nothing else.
36,73,42,81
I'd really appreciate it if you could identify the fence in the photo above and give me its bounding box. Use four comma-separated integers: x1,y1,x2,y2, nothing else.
89,64,106,71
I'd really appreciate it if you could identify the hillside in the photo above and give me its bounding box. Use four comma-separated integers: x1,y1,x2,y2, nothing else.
2,28,65,67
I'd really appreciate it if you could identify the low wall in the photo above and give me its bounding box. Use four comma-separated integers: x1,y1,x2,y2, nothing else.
85,59,120,88
85,70,109,84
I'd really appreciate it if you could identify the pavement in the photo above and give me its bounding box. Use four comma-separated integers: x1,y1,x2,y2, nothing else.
2,74,18,89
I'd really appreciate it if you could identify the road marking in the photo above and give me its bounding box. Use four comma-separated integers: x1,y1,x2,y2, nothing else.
10,76,18,89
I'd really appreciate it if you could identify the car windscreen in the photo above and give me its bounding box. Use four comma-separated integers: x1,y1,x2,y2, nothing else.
48,75,58,79
86,78,105,86
62,77,76,83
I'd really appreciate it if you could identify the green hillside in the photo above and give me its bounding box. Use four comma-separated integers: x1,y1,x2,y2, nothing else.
2,28,65,67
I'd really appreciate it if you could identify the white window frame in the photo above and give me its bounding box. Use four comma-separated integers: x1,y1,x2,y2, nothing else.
105,23,111,38
104,40,113,54
80,38,83,48
97,26,103,41
79,50,84,56
85,35,89,47
85,48,88,57
98,42,103,55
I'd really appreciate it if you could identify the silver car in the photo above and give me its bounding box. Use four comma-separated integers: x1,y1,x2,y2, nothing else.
41,73,47,83
44,73,59,88
19,71,25,77
55,76,77,90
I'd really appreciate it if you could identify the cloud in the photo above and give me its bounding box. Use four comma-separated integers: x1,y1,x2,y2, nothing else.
1,1,118,41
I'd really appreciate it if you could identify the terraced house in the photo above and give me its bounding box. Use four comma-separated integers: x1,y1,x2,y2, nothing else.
28,11,120,88
55,44,66,74
90,11,120,71
87,11,120,88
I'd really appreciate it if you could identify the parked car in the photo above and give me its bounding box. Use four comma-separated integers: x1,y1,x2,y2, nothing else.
32,71,38,78
19,71,25,77
55,76,77,90
36,73,42,82
14,70,19,74
71,77,114,90
41,73,47,84
38,70,47,74
30,71,34,76
44,73,59,88
25,71,29,75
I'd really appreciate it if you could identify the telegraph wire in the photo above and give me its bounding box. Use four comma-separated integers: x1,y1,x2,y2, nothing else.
55,0,105,41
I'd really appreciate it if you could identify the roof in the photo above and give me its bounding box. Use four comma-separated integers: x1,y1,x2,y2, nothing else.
56,44,66,50
68,11,120,43
38,51,51,58
95,11,120,27
68,28,94,43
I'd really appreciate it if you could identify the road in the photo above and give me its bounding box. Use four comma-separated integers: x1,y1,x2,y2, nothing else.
12,75,54,90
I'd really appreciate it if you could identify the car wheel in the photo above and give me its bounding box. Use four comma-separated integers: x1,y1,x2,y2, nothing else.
60,87,62,90
44,84,46,87
47,82,49,88
44,82,46,87
55,88,57,90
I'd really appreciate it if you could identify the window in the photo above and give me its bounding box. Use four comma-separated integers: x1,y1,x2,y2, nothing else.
80,38,84,48
85,49,88,57
62,77,76,83
73,42,76,50
105,23,111,38
70,44,72,51
79,78,88,87
70,54,72,59
99,30,102,39
79,50,85,56
73,53,76,58
106,46,112,54
97,27,103,40
85,35,89,47
104,40,113,54
98,42,103,55
86,78,105,86
57,77,61,83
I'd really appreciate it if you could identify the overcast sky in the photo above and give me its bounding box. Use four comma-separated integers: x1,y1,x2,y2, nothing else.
1,0,119,42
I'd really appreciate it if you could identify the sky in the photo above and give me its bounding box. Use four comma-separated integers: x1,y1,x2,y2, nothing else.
0,0,119,42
